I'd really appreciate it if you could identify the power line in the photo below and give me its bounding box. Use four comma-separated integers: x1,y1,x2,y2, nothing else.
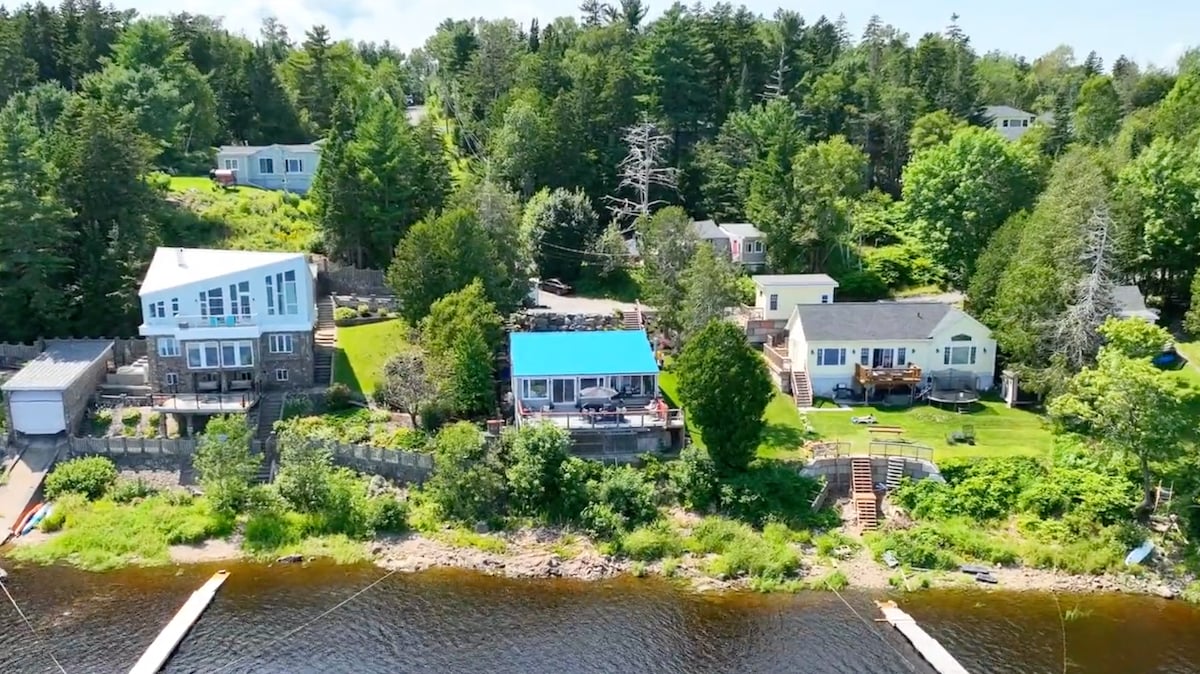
209,569,398,674
1,578,68,674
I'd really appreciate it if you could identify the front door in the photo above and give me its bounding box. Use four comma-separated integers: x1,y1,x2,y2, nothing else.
551,379,575,405
872,348,894,368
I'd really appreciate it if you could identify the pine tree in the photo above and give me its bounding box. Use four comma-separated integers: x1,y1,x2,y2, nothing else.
309,94,366,265
0,103,72,342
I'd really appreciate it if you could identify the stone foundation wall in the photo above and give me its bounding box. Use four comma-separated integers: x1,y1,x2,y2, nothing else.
801,456,944,494
260,331,316,390
324,268,390,296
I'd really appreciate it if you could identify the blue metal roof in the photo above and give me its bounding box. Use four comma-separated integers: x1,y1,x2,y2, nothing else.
509,330,658,378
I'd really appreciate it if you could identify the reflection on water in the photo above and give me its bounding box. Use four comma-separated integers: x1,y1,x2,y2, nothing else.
0,562,1197,673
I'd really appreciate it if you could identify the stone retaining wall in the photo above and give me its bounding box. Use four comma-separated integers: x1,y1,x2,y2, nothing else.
507,313,623,332
332,294,400,312
801,456,944,494
325,268,390,295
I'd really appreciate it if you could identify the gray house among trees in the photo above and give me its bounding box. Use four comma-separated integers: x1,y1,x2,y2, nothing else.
215,140,325,193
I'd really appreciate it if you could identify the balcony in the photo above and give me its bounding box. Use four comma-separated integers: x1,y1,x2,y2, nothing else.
174,314,258,329
150,391,259,413
763,342,791,372
855,363,923,387
516,400,685,431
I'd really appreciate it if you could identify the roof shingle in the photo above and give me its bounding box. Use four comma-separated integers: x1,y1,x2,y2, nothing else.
794,302,954,341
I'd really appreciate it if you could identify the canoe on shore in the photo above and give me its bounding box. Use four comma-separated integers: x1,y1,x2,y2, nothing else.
1125,541,1155,566
21,503,52,536
11,502,43,537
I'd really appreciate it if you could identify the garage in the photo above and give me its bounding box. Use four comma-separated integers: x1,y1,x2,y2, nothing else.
7,390,67,435
2,341,113,438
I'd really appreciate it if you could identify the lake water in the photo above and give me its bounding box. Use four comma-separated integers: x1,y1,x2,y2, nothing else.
0,562,1198,673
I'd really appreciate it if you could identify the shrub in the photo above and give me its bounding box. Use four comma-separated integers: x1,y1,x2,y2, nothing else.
109,478,158,503
91,408,113,434
146,412,162,436
357,303,371,317
334,307,357,322
363,496,408,534
281,394,314,420
718,463,832,528
834,269,888,301
44,456,118,500
581,465,658,537
120,408,141,426
504,423,572,518
620,521,684,561
324,383,354,411
670,445,719,511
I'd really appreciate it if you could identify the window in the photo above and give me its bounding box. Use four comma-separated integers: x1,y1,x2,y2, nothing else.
523,379,549,398
228,281,251,316
267,270,299,316
1022,119,1030,127
170,298,179,316
220,340,255,367
148,301,166,319
769,294,779,311
816,348,846,366
749,240,764,254
551,379,575,404
165,372,178,386
223,159,239,171
157,337,179,357
579,377,602,391
944,346,977,366
897,347,907,365
1002,119,1010,127
259,157,274,174
269,334,294,354
859,349,869,366
821,294,830,304
199,287,224,318
285,158,303,173
612,375,655,395
232,371,253,382
187,341,221,368
275,368,289,382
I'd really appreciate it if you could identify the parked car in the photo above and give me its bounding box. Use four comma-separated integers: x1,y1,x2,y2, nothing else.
539,278,573,296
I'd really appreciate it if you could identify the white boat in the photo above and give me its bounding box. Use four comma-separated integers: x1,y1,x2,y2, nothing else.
1124,540,1155,566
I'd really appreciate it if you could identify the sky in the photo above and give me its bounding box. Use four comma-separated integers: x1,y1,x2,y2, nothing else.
126,0,1195,70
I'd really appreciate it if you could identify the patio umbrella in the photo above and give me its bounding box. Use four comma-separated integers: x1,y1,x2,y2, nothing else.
579,385,620,400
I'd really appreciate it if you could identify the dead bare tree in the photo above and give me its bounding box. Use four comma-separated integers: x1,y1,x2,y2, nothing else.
605,120,679,233
1052,205,1120,370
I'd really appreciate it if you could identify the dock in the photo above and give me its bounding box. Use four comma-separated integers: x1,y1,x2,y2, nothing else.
129,570,230,674
875,600,969,674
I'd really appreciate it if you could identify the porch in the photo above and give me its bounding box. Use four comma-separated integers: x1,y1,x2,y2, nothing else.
151,391,259,413
517,399,686,431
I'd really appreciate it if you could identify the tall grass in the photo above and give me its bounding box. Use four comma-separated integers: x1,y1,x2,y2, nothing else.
12,494,233,571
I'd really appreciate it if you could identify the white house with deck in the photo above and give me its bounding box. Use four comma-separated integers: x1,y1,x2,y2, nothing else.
764,302,997,408
215,140,324,193
137,247,318,414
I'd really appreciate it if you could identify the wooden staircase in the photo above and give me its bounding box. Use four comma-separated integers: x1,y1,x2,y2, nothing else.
885,457,906,490
791,370,813,408
623,301,655,331
314,296,336,386
851,457,879,530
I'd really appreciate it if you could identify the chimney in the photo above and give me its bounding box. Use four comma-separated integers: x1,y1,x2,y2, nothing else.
176,248,186,267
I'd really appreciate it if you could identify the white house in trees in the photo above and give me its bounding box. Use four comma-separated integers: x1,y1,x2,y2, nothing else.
983,105,1038,141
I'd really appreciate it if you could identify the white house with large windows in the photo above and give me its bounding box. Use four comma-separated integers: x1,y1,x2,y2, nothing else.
983,105,1038,141
783,302,998,402
215,140,324,193
137,247,317,409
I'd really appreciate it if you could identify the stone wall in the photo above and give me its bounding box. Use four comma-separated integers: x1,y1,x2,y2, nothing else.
260,331,316,390
324,268,390,296
0,342,41,367
62,343,115,435
801,456,944,494
2,338,146,368
332,294,400,312
507,312,623,332
68,435,198,457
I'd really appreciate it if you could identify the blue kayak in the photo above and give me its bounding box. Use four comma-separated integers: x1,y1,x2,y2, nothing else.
21,503,52,536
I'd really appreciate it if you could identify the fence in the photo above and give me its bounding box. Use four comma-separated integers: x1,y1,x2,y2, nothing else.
1,338,148,369
68,436,198,457
252,438,433,484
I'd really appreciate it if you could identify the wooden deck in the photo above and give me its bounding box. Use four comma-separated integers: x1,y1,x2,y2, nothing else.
520,407,685,431
763,343,791,372
855,363,922,387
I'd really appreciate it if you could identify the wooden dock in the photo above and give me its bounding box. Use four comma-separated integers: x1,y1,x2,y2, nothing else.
129,570,230,674
876,600,969,674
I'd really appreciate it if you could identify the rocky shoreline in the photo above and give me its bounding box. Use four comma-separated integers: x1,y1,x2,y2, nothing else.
11,524,1191,600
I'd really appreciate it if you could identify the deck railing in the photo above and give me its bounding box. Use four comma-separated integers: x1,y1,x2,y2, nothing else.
516,400,685,430
763,343,791,372
150,391,258,411
173,314,258,329
810,440,933,463
855,362,923,386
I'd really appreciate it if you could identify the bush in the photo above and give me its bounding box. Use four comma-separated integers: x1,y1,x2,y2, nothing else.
281,394,314,420
581,465,658,537
718,463,833,528
334,307,357,322
363,496,408,534
324,383,354,411
109,478,158,503
834,269,889,301
120,408,141,426
357,303,371,317
44,456,118,500
620,521,684,561
670,445,719,511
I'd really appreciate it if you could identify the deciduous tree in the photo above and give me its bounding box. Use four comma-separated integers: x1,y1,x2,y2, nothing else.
194,415,260,512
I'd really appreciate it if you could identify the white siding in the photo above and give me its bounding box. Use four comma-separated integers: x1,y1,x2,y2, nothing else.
757,284,836,320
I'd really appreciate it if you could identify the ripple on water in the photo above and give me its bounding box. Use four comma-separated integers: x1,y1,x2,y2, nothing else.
0,563,1198,674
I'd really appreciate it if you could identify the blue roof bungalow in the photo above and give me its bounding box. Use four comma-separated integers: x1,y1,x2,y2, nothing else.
509,330,686,455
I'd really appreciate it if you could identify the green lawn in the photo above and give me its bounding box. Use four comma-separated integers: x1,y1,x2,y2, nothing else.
333,320,410,396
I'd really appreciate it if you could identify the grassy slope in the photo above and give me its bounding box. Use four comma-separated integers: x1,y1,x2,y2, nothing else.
333,320,410,396
161,176,319,252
